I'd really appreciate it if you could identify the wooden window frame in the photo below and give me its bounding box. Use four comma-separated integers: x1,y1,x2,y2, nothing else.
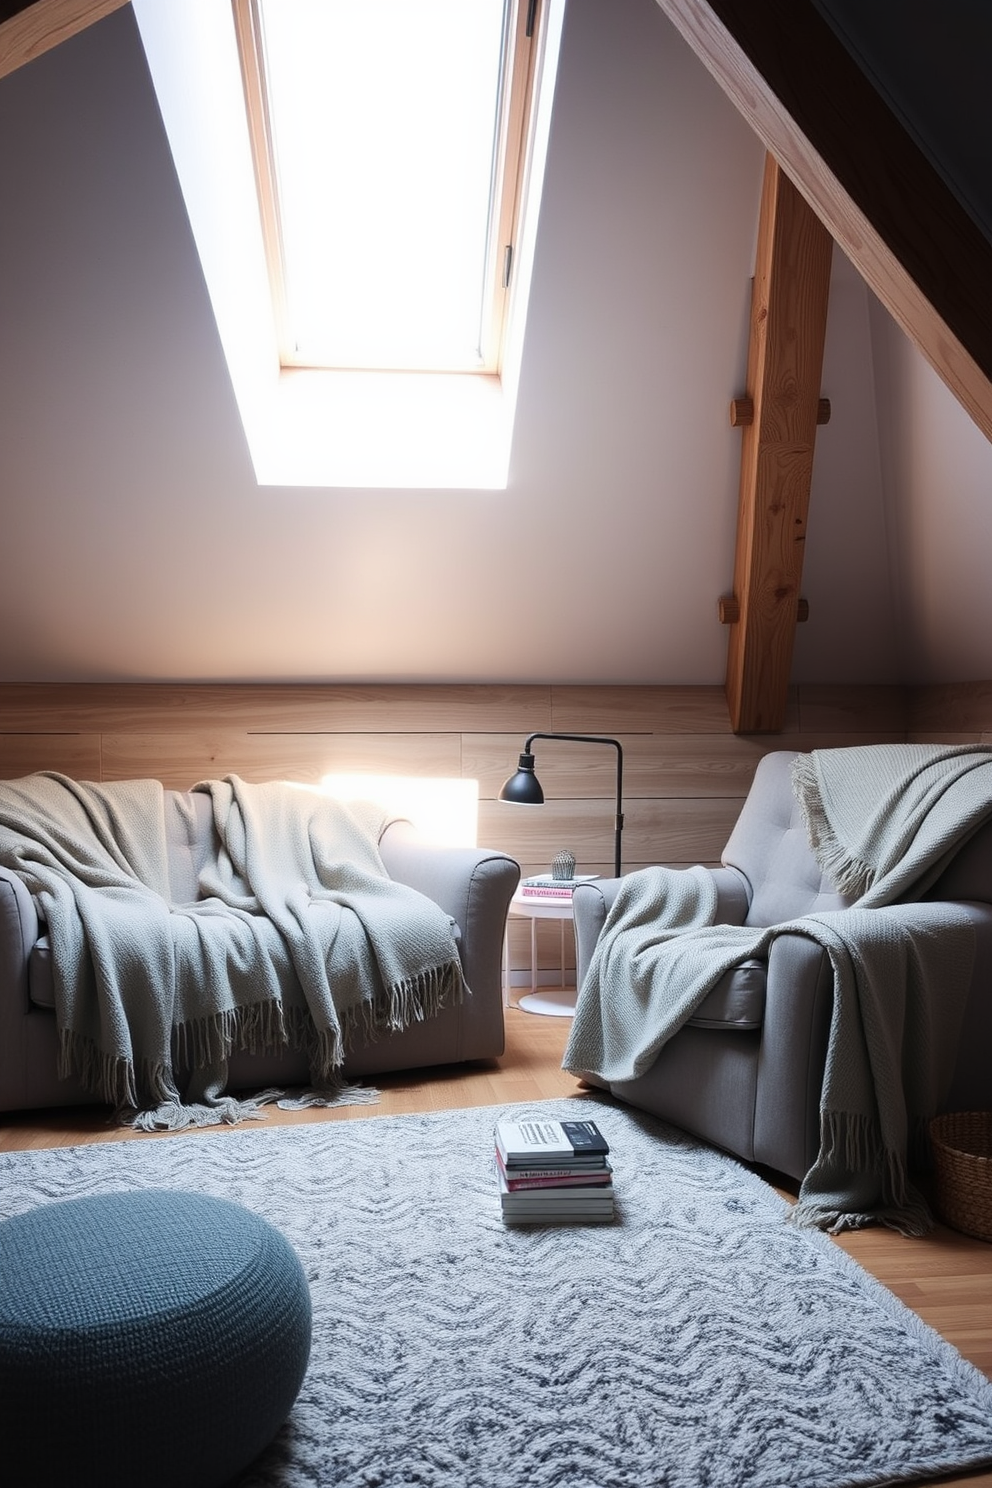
231,0,543,376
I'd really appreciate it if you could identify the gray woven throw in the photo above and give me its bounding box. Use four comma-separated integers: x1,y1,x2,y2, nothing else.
0,772,465,1127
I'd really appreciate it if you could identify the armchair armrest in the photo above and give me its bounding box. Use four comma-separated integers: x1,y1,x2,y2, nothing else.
572,866,751,989
754,900,992,1179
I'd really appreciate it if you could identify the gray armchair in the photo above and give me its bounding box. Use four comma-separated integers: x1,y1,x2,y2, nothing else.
571,750,992,1182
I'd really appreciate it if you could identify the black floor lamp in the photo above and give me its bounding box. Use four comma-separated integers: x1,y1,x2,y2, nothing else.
498,732,624,878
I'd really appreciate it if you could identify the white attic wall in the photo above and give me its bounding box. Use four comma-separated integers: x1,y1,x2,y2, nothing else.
0,0,898,685
790,250,900,683
868,301,992,685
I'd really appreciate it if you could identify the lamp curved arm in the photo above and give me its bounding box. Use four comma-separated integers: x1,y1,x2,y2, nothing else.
501,732,624,878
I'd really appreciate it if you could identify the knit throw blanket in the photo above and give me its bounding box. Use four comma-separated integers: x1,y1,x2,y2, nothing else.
564,743,992,1234
0,773,466,1129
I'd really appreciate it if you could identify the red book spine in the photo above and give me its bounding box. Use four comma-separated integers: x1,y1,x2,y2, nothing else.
503,1172,612,1191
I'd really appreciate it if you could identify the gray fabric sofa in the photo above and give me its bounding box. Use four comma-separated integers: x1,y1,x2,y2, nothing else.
0,786,520,1113
571,750,992,1182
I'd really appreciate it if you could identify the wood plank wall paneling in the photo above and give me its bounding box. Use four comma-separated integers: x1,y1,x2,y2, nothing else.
3,679,983,985
0,683,554,734
99,733,465,790
907,683,992,741
0,734,102,779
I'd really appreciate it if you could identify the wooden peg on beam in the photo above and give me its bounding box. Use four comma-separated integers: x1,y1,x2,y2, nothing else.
719,594,809,624
730,396,831,427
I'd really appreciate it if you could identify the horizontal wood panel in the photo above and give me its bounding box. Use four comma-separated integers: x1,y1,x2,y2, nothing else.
553,684,910,739
774,731,908,753
796,684,910,733
480,797,741,869
909,683,992,737
0,684,553,735
100,733,462,791
468,730,909,802
0,682,915,739
0,734,102,779
906,733,992,746
551,685,742,734
468,733,768,799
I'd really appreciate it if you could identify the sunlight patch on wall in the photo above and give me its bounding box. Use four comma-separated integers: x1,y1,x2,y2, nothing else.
320,774,479,847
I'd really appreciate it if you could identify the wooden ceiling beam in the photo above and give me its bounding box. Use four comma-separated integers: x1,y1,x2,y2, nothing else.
653,0,992,444
725,154,832,734
0,0,128,82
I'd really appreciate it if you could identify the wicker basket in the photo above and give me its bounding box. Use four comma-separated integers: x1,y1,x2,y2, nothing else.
929,1111,992,1243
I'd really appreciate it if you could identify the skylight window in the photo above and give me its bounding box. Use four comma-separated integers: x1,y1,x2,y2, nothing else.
133,0,563,486
235,0,537,374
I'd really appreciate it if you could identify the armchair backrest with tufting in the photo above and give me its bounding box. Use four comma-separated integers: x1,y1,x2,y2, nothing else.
721,752,856,927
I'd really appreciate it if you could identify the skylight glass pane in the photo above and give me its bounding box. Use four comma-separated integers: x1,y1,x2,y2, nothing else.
258,0,507,371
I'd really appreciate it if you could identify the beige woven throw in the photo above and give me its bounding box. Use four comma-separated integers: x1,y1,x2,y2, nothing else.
565,743,992,1233
0,772,466,1128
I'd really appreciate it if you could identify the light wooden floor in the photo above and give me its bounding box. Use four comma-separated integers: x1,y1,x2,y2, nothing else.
3,1006,992,1487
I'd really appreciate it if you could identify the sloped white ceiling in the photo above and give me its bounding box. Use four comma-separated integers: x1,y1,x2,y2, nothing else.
0,0,975,687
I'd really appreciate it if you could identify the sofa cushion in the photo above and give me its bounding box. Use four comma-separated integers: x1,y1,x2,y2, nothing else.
26,789,215,1010
164,790,216,904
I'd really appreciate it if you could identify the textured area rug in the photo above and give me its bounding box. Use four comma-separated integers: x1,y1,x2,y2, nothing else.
2,1098,992,1488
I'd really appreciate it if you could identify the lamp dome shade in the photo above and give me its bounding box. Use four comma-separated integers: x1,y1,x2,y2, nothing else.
498,752,544,805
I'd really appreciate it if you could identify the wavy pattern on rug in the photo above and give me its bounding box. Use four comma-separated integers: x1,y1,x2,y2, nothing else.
2,1099,991,1488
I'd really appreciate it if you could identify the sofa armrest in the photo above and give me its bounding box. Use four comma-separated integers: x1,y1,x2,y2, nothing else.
378,822,520,1009
0,867,39,1010
0,867,48,1113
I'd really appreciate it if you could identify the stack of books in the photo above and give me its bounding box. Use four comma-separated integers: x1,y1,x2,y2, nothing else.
520,873,600,900
495,1117,614,1224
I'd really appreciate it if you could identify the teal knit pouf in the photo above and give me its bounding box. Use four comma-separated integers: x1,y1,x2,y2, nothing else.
0,1188,312,1488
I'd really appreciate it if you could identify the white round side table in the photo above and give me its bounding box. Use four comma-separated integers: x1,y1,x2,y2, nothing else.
503,889,577,1016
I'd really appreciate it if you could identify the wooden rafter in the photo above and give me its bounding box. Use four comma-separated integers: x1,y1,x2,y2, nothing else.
653,0,992,445
724,154,832,734
0,0,127,82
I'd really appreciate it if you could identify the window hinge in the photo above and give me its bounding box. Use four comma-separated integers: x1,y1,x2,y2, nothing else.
526,0,539,39
502,244,513,289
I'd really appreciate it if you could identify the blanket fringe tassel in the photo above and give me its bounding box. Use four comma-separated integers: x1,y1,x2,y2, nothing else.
792,1110,935,1236
58,960,464,1129
790,753,877,899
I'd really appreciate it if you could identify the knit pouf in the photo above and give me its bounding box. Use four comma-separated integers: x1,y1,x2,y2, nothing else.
0,1188,312,1488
